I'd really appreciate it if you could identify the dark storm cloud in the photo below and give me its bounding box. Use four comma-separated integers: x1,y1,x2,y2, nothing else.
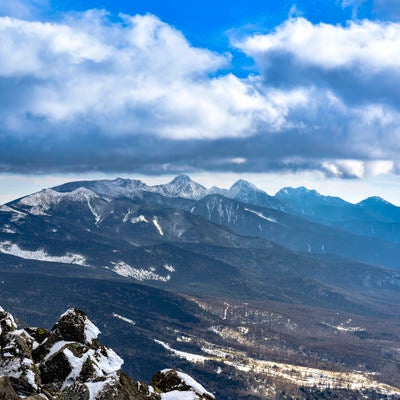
254,51,400,108
0,122,394,179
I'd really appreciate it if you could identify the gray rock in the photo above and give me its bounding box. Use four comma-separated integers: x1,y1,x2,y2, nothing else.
0,307,216,400
0,376,19,400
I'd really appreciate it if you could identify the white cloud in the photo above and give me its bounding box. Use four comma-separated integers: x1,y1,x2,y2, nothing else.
0,12,301,140
236,17,400,72
321,159,395,179
322,160,365,178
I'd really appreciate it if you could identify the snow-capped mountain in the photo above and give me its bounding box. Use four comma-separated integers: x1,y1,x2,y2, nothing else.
54,177,150,200
153,174,208,200
3,175,400,272
225,179,283,210
54,175,208,201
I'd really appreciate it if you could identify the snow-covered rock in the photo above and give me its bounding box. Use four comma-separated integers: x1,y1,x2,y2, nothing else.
152,369,215,400
0,307,216,400
52,308,100,346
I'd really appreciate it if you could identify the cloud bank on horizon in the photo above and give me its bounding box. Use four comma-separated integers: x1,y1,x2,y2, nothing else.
0,0,400,179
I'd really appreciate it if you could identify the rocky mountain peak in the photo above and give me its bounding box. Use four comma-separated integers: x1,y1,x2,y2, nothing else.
160,175,208,200
170,174,192,184
0,307,216,400
229,179,258,194
51,308,100,347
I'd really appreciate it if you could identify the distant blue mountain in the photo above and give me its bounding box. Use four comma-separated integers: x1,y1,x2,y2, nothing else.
275,187,400,243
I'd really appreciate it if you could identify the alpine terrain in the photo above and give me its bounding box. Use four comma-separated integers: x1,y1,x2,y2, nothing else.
0,305,215,399
0,175,400,399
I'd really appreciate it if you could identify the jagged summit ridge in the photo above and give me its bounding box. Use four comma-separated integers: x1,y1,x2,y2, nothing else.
8,175,398,211
229,179,259,194
0,307,216,400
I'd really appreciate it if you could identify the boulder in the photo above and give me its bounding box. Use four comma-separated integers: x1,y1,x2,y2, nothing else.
51,308,100,347
151,369,215,399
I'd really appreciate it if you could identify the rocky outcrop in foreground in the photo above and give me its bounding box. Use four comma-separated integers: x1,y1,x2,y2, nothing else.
0,306,215,399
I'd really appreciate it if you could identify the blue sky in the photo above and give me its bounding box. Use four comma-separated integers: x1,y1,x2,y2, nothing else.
1,0,400,203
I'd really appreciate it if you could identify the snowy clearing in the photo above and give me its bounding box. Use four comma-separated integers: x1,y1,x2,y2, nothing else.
111,262,171,282
0,241,87,266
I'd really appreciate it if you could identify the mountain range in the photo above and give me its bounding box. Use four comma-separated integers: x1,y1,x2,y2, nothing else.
1,175,400,399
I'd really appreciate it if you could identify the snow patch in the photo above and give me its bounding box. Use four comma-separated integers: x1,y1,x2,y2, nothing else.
1,225,16,234
154,340,208,364
168,370,215,399
93,347,123,375
45,341,75,360
164,264,176,272
61,348,87,389
161,391,198,400
61,346,123,391
84,317,101,343
131,215,149,224
123,210,149,224
0,241,87,266
112,313,136,326
86,380,109,400
111,261,171,282
321,320,365,333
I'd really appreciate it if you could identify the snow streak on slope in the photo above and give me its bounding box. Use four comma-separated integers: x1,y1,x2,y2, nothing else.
244,208,277,223
154,340,208,363
0,241,87,265
0,205,27,222
0,225,16,234
0,205,25,215
112,313,136,326
152,217,164,236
